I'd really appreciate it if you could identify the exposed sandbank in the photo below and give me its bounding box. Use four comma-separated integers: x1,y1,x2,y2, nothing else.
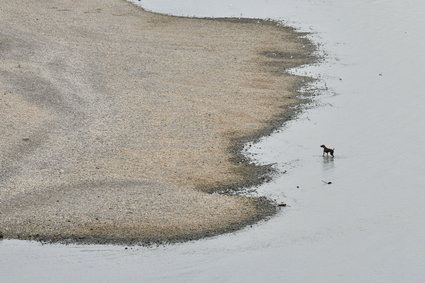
0,0,315,244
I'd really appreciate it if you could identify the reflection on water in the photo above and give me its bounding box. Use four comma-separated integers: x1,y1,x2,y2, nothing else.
322,155,335,172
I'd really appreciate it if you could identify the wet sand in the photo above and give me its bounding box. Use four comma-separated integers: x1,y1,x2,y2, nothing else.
0,0,315,244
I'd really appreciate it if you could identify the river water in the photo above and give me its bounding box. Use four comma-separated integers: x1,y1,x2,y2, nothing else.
2,1,425,282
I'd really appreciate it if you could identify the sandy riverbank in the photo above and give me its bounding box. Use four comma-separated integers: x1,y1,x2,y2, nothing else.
0,0,315,244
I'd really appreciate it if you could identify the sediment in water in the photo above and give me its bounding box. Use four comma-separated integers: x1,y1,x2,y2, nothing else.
0,0,317,245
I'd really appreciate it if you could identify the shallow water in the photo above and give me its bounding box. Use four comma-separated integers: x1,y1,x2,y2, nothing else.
2,0,425,282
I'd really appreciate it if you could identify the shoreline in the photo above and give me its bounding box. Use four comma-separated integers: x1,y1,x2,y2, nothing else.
0,0,317,245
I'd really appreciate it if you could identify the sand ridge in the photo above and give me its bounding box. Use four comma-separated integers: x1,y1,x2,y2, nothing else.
0,0,315,244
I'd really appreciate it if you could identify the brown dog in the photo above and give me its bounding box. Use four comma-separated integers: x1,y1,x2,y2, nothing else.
320,145,335,157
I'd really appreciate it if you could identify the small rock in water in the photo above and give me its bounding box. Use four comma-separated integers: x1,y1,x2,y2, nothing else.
278,203,287,207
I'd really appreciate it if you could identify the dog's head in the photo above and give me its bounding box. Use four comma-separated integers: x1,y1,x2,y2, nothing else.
320,145,326,148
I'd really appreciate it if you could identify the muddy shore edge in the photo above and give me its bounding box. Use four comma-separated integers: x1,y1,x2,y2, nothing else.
0,0,317,245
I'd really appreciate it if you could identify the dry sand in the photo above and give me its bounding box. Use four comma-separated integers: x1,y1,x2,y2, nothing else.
0,0,315,244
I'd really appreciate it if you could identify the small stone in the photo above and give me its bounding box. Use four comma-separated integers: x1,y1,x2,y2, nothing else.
278,203,287,207
22,138,30,141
